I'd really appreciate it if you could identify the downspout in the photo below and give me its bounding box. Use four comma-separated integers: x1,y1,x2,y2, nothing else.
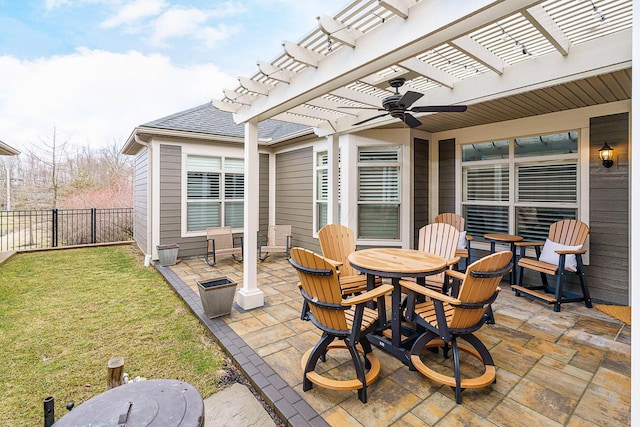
134,134,154,267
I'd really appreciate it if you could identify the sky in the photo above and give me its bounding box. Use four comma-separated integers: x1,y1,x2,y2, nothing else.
0,0,347,153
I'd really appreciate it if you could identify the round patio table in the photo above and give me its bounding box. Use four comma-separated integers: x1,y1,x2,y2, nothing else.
53,379,204,427
348,248,447,366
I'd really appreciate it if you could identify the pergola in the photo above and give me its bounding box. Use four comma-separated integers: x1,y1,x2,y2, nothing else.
211,0,634,324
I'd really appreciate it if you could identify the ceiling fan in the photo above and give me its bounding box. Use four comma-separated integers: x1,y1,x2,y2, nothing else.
343,78,467,128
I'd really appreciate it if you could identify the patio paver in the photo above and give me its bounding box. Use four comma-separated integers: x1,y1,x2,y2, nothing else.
158,255,630,426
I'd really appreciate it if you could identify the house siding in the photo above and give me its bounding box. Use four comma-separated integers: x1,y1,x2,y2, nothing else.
275,147,319,253
259,153,269,232
159,144,183,253
438,139,456,214
413,138,429,248
133,148,149,254
588,112,629,304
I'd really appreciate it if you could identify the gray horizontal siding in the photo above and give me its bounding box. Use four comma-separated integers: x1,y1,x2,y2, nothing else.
133,148,149,254
413,138,429,248
275,147,318,253
587,112,629,304
259,153,269,233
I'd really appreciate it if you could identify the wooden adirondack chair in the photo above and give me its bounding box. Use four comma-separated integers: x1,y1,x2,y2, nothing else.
512,219,592,312
400,251,512,403
205,226,243,266
258,225,292,261
413,223,460,293
289,248,393,403
318,224,376,296
434,213,474,270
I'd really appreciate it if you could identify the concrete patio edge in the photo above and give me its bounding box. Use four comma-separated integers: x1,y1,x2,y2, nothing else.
155,262,329,427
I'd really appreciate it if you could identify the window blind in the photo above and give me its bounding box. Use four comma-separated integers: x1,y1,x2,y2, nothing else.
517,163,577,203
463,165,509,202
187,202,221,231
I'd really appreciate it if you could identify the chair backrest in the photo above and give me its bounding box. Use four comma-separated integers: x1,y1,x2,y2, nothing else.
289,248,348,331
450,251,512,329
548,219,589,246
207,226,234,250
268,224,292,246
318,224,358,277
434,213,466,232
417,223,459,260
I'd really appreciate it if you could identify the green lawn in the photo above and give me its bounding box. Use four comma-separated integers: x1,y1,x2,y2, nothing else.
0,245,225,425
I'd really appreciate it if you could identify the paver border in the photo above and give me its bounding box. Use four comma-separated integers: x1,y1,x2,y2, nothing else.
155,263,329,427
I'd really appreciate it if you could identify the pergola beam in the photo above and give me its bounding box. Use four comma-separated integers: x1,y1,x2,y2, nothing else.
522,4,570,56
449,35,505,75
378,0,416,19
235,0,544,124
317,15,363,48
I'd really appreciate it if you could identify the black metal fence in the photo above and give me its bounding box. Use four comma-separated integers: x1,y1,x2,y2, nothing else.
0,208,133,252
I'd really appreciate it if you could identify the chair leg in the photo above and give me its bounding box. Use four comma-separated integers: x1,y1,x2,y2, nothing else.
346,339,368,403
576,256,592,308
303,335,334,392
451,337,462,404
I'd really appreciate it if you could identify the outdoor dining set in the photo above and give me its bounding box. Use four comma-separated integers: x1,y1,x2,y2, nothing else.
288,215,593,404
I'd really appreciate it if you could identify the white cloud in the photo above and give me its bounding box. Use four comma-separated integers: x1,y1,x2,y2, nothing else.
100,0,168,28
148,7,210,45
0,49,237,153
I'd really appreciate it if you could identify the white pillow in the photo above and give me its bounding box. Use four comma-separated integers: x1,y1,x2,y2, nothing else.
457,231,467,250
538,239,582,271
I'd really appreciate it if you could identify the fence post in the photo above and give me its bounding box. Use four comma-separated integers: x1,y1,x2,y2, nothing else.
91,208,97,244
52,209,58,248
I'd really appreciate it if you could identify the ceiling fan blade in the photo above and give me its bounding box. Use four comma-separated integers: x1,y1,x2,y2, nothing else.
338,106,385,110
352,113,389,126
401,113,422,128
397,91,423,108
410,105,468,113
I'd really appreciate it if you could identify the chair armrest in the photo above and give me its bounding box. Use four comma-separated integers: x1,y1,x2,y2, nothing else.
514,241,544,247
445,256,461,268
556,249,587,255
466,235,474,241
399,279,461,305
342,284,393,306
323,257,343,269
233,235,244,247
445,269,466,281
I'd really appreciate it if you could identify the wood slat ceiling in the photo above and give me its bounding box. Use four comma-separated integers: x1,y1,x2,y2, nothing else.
393,69,632,133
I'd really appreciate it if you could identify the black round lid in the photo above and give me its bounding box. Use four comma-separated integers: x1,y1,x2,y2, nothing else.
53,379,203,427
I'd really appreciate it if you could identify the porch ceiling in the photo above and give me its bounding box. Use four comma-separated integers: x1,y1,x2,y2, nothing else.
213,0,632,136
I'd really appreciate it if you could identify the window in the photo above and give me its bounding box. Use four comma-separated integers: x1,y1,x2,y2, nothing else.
186,155,244,231
462,132,579,241
358,146,400,239
315,152,328,232
314,151,341,232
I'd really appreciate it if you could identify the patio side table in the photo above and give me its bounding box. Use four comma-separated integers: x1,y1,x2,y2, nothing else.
483,233,523,285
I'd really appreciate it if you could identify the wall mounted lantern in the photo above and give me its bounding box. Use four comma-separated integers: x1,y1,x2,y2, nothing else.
598,142,614,168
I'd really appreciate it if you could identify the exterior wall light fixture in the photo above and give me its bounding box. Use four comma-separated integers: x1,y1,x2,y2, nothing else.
598,142,614,168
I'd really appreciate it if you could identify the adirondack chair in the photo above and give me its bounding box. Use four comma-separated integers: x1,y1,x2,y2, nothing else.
413,223,460,293
289,248,393,403
258,225,292,261
400,251,512,403
205,226,243,266
318,224,376,296
512,219,592,312
434,213,474,270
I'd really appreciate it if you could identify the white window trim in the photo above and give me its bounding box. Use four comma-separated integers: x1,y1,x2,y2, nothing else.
181,144,245,238
456,129,588,259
